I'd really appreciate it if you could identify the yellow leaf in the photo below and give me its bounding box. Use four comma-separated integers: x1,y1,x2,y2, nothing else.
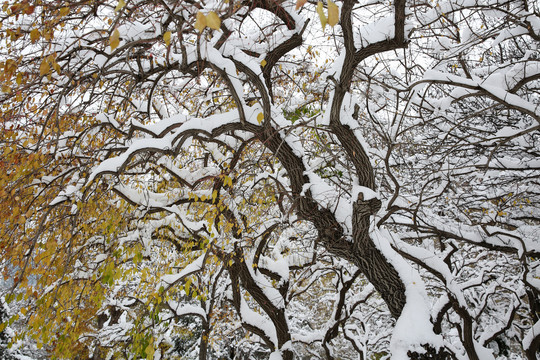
39,58,49,76
110,29,120,50
317,2,327,30
42,29,53,41
144,342,155,360
195,12,207,32
115,0,125,12
30,28,40,43
24,5,34,14
257,112,264,124
163,31,171,46
59,6,70,17
260,59,267,68
328,0,339,27
296,0,307,10
4,59,17,75
16,72,22,85
206,11,221,30
52,62,61,74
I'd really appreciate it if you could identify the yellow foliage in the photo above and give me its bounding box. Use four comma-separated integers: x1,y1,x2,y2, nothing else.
317,2,327,30
195,12,207,32
327,0,339,27
110,29,120,50
296,0,307,10
163,31,172,46
115,0,126,12
206,11,221,30
39,57,50,76
30,28,40,42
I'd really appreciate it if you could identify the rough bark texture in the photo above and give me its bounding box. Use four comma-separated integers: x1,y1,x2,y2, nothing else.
228,247,293,360
256,126,407,318
228,0,411,349
352,196,406,317
219,0,411,325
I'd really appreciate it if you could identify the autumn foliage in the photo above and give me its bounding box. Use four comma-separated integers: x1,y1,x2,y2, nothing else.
1,0,539,359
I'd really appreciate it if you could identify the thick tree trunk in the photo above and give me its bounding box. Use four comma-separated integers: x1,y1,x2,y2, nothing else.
351,196,406,318
307,195,406,318
255,126,407,318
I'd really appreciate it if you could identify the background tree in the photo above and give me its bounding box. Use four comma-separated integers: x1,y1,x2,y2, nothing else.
0,0,539,359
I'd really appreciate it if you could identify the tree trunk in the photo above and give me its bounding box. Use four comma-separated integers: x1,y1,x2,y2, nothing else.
256,126,408,319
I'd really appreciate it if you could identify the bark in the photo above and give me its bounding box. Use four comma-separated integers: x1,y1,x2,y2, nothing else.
454,305,480,360
525,335,540,360
227,0,410,342
198,320,209,360
228,247,293,360
256,126,407,318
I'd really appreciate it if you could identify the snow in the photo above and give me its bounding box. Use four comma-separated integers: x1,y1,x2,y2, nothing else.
523,319,540,350
240,296,278,348
244,255,285,309
473,340,495,359
88,136,174,182
373,228,444,359
356,16,395,48
96,112,120,128
491,27,529,48
167,301,206,320
302,171,337,209
352,185,378,201
94,254,108,264
13,355,37,360
49,180,85,205
528,14,540,34
269,351,283,360
260,254,289,284
421,70,540,122
526,273,540,292
160,253,206,288
6,1,539,358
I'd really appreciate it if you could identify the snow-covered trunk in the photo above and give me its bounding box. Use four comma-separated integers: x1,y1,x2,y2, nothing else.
259,124,450,358
351,196,406,318
241,0,445,355
318,0,410,319
258,124,408,318
228,247,293,360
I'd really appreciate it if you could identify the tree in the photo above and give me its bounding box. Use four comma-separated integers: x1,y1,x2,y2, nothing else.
0,297,15,360
0,0,539,359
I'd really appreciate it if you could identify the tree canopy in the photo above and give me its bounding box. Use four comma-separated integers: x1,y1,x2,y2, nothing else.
0,0,539,359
